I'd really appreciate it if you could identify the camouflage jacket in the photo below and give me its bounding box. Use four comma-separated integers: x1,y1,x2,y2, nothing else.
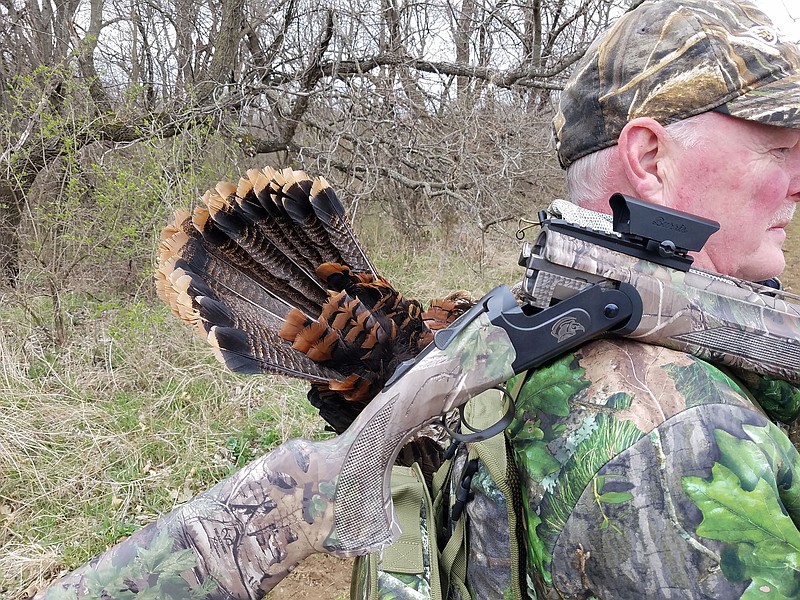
508,337,800,599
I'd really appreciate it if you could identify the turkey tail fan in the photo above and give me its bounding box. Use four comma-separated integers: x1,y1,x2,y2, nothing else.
157,212,338,381
156,166,476,477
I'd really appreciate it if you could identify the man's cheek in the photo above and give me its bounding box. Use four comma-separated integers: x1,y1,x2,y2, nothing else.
755,174,791,209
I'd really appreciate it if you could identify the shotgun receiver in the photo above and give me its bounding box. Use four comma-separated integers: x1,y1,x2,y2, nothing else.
36,196,800,599
517,193,800,384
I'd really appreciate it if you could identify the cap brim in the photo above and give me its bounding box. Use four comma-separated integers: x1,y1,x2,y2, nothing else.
724,72,800,128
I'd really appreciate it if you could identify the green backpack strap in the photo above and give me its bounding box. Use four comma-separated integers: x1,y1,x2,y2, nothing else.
439,507,470,598
353,462,443,600
384,463,443,598
467,398,524,599
434,387,524,599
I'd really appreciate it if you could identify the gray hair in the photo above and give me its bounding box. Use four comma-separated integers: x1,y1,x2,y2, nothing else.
565,117,705,205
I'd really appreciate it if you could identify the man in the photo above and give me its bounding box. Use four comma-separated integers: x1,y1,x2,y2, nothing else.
503,0,800,597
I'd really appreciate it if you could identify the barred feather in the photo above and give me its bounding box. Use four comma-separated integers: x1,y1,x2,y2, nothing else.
156,167,474,474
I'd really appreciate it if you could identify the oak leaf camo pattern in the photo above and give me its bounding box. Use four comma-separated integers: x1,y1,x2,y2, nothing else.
509,338,800,599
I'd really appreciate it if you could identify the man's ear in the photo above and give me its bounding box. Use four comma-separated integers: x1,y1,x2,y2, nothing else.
616,117,671,204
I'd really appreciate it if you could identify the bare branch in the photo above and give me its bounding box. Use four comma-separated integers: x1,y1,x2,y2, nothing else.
321,49,587,89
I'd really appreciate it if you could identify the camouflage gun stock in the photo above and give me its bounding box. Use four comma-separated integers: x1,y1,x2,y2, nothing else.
35,196,800,599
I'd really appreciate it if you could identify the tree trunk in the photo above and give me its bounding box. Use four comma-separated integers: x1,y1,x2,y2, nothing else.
455,0,476,96
0,180,23,287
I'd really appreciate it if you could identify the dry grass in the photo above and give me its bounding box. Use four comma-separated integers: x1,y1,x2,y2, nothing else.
782,219,800,292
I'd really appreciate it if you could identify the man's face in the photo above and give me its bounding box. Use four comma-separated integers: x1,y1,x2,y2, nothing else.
665,113,800,282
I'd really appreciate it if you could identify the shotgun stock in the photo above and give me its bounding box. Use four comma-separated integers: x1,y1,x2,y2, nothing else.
30,302,527,600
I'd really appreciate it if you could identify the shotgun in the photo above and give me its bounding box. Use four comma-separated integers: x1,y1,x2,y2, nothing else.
35,195,800,600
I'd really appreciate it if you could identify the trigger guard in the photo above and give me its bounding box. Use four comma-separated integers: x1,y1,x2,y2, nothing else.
439,386,515,443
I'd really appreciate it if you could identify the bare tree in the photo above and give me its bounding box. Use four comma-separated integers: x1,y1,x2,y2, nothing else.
0,0,635,292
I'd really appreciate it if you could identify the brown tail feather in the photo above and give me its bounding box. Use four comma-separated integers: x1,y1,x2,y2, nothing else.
156,167,478,474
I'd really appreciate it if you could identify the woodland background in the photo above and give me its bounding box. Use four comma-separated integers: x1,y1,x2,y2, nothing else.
0,0,798,598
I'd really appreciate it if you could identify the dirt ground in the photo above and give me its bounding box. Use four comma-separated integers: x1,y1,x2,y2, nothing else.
266,554,353,599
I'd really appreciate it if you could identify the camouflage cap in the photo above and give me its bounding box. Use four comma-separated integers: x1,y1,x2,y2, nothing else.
553,0,800,168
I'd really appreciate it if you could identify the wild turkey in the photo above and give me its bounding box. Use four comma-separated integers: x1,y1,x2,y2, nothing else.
156,166,474,474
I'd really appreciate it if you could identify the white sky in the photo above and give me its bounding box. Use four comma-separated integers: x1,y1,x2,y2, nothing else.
758,0,800,42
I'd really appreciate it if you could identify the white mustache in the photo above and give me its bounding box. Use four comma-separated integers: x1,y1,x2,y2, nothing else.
769,203,797,227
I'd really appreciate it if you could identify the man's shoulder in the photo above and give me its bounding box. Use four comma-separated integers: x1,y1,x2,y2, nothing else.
572,337,739,386
516,338,757,434
576,336,696,368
